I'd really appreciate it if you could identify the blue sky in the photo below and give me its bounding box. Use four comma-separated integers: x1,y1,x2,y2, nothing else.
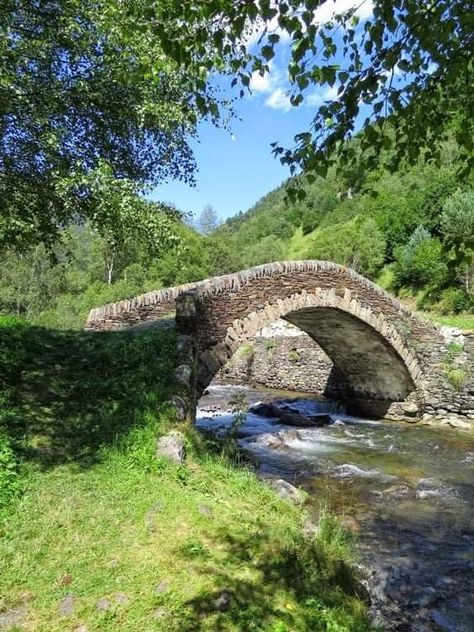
151,0,374,222
151,89,316,221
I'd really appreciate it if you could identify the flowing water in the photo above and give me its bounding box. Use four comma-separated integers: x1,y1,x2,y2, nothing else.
197,384,474,632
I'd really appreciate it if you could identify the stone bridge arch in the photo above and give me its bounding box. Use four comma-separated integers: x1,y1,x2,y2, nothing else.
86,261,470,420
174,262,437,414
190,289,422,402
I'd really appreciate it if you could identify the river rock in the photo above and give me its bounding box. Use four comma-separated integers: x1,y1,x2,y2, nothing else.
248,429,301,449
249,402,276,417
249,402,331,427
156,432,185,463
402,401,419,417
382,484,414,499
431,610,457,631
447,417,472,430
265,478,305,505
413,587,438,608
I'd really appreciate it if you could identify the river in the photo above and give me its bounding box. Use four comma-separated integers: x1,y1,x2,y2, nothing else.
197,383,474,632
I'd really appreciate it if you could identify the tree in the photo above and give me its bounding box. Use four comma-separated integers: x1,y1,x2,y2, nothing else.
149,0,473,188
0,0,220,250
310,217,385,278
242,235,286,267
393,226,448,290
441,188,474,292
0,246,65,316
197,205,219,234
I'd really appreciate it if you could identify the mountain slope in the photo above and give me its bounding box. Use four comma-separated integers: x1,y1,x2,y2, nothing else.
214,157,474,323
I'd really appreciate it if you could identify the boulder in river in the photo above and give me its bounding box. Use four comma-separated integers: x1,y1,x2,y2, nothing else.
249,402,331,427
248,429,301,450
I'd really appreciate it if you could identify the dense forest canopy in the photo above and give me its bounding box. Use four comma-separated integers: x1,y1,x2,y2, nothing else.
1,0,472,251
214,142,474,317
2,138,473,328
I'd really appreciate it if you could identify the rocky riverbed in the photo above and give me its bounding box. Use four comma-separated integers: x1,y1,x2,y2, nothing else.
197,384,474,632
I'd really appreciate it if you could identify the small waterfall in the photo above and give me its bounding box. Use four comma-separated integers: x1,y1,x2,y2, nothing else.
278,397,346,416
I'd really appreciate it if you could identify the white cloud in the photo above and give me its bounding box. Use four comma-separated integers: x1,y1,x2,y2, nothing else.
244,1,292,49
244,0,373,49
249,61,278,94
265,87,293,112
313,0,373,25
306,85,339,106
245,1,374,113
249,60,294,111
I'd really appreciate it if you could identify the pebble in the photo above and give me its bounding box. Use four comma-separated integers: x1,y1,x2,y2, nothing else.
96,597,111,611
59,593,75,616
198,503,213,517
154,581,170,596
115,592,128,604
145,501,165,532
0,606,27,629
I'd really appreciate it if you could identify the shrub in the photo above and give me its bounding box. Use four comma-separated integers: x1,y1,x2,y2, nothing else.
301,209,319,235
394,227,448,290
435,288,472,314
310,217,386,279
445,367,468,391
443,342,468,391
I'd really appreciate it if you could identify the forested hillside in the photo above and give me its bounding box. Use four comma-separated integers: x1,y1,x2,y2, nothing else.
0,206,236,330
215,143,474,326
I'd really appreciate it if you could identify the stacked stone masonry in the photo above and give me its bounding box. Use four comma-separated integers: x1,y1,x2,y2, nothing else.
86,261,474,422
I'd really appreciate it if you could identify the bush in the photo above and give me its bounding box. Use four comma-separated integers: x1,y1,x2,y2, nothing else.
301,209,319,235
435,288,472,315
394,227,448,290
310,217,386,278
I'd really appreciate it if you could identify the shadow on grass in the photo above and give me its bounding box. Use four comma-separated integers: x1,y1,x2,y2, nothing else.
176,526,370,631
0,316,177,469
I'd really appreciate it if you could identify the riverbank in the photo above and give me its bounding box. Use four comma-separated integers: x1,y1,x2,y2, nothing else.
198,384,474,631
0,317,369,632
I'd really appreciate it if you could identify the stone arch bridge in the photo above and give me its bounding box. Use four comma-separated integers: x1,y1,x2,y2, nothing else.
86,261,473,420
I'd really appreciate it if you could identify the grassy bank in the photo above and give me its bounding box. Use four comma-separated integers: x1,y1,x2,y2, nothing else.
0,316,369,631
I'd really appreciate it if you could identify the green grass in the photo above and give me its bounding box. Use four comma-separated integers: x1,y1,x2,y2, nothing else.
419,312,474,330
0,316,369,632
375,266,474,331
374,265,395,292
